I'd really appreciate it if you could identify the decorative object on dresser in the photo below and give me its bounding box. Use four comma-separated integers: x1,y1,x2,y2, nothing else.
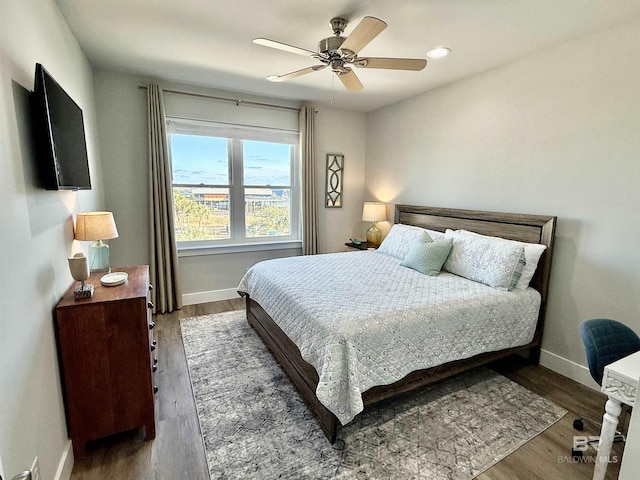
74,211,119,273
362,201,386,247
54,265,156,458
100,271,129,287
325,154,344,207
67,252,93,299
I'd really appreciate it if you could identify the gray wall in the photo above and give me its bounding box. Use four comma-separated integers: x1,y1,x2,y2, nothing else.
365,20,640,384
315,106,368,253
93,71,367,302
0,0,105,478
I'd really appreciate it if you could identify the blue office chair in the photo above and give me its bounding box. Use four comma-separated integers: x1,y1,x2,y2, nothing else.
572,319,640,455
580,318,640,387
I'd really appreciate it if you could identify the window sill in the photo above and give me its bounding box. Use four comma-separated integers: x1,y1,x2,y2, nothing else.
177,240,302,257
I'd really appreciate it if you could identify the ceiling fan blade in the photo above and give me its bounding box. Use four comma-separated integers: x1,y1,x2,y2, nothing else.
337,69,363,92
253,38,323,58
267,65,327,82
339,16,387,55
355,57,427,71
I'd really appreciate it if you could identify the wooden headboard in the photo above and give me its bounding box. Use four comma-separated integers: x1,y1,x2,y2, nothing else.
395,204,557,350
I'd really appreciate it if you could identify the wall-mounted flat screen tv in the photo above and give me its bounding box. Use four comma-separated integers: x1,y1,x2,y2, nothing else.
31,63,91,190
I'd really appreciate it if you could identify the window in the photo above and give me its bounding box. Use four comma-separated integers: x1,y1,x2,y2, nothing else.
167,118,300,252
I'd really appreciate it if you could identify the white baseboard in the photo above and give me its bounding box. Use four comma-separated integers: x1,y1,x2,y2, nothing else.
539,348,600,391
182,288,240,306
54,440,74,480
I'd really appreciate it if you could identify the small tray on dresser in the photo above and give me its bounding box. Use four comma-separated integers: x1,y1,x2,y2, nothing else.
100,271,128,286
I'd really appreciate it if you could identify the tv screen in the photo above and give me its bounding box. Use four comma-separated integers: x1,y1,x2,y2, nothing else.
32,63,91,190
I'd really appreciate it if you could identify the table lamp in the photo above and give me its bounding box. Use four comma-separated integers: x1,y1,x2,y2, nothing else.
75,211,119,273
362,202,386,248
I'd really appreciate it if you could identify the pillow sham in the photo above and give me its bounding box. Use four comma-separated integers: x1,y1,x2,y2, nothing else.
515,243,547,289
442,230,525,290
401,239,453,276
455,229,547,290
377,224,433,260
423,228,445,241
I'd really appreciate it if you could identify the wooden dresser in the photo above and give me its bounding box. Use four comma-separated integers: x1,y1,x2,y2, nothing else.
55,265,156,458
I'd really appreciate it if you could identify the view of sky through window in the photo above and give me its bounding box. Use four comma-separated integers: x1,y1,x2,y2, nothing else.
243,140,291,186
171,135,291,186
170,134,228,184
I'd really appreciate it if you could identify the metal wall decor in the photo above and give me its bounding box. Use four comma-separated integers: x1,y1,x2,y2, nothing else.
325,154,344,208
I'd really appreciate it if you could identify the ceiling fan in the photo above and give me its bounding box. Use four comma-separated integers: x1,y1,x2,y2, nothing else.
253,16,427,92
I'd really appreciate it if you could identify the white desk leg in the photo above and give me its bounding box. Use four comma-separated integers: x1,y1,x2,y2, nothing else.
593,397,622,480
620,373,640,479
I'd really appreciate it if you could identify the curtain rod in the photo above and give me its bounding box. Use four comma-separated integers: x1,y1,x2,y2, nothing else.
137,85,300,113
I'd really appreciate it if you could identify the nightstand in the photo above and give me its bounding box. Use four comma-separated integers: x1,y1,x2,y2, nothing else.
345,241,375,251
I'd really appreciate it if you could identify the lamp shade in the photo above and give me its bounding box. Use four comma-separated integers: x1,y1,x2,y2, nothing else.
362,202,386,222
75,211,119,241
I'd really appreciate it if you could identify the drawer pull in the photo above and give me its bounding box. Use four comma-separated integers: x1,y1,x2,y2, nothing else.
150,340,157,351
149,321,156,330
148,301,154,309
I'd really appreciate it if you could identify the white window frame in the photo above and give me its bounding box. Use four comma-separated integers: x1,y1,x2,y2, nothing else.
167,117,301,255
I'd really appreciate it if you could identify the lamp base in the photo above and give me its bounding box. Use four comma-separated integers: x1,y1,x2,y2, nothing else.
366,222,382,248
74,283,94,300
89,240,111,273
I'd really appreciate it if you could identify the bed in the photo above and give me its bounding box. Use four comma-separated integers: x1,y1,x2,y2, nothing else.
237,204,556,443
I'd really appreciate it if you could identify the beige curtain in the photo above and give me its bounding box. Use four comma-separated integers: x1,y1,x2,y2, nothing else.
299,106,318,255
147,84,182,313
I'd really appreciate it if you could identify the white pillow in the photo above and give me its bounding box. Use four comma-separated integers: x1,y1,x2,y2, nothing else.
515,243,547,289
422,228,445,241
377,224,434,260
443,230,525,291
456,230,547,290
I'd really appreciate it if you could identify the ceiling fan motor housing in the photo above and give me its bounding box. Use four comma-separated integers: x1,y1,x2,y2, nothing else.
318,35,346,55
330,59,347,73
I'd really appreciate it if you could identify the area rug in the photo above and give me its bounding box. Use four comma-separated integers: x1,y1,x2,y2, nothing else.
180,310,566,480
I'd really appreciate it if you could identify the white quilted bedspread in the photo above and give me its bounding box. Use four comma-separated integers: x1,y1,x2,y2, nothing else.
237,251,540,425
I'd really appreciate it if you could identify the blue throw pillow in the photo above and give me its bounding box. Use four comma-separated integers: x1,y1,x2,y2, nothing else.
401,239,453,276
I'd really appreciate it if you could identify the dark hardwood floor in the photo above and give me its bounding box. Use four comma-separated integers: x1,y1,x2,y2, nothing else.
70,300,623,479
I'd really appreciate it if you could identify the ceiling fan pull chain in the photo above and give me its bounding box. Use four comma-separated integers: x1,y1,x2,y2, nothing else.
331,72,336,105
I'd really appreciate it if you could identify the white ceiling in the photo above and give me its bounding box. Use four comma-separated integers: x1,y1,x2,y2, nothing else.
56,0,640,112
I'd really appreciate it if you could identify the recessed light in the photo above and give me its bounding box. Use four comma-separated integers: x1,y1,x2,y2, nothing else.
427,47,451,59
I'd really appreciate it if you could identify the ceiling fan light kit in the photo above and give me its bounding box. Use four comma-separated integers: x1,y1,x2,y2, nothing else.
253,16,428,92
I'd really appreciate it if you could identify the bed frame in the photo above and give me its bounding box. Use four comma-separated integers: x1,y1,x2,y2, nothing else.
244,204,557,443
